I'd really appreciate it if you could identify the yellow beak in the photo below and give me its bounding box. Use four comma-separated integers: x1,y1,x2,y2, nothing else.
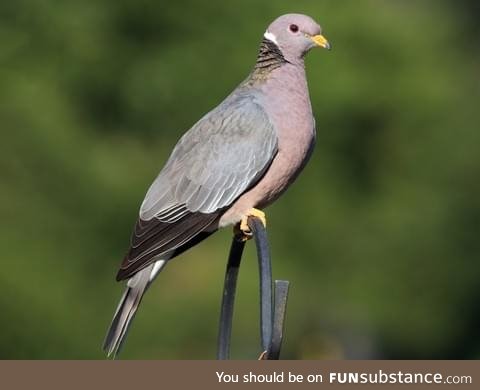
311,34,331,50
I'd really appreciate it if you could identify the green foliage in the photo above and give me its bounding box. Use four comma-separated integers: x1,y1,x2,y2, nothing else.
0,0,479,358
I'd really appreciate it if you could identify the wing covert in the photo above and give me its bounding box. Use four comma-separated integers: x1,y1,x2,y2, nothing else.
140,93,278,219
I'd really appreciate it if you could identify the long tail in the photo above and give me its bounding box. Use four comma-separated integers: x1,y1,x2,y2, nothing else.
103,260,166,358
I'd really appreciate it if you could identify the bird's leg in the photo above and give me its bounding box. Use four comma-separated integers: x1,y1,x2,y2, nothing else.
234,208,267,242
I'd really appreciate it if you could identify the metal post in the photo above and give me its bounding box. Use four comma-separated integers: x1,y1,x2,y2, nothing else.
216,237,245,360
216,216,290,360
248,217,273,355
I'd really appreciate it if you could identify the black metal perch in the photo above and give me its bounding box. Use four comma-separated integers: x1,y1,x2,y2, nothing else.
217,216,290,360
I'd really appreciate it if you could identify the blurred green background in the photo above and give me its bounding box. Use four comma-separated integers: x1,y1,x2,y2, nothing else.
1,0,479,359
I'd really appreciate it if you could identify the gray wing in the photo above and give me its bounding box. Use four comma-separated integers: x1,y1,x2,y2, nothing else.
140,93,278,218
116,93,278,280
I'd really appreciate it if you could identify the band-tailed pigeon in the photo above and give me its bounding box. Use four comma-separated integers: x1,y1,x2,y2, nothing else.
104,13,330,357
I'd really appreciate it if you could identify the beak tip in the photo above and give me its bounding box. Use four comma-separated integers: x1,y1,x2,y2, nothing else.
311,34,332,51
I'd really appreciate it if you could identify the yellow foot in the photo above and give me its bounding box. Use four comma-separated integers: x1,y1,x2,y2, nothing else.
234,208,266,242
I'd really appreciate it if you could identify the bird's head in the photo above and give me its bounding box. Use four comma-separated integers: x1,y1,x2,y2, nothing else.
264,13,331,63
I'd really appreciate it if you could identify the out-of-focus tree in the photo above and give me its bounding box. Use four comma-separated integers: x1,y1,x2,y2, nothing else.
0,0,478,358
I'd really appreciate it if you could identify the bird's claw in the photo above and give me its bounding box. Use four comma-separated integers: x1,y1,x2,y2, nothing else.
234,208,266,241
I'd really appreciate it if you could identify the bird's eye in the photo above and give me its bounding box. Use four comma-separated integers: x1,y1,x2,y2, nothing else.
289,24,299,33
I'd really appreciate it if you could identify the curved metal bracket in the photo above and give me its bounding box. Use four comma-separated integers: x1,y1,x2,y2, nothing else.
216,216,290,360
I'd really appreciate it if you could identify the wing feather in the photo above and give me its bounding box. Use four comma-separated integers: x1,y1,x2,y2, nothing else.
117,92,278,280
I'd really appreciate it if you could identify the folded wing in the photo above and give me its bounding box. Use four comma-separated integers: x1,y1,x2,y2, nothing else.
116,93,278,280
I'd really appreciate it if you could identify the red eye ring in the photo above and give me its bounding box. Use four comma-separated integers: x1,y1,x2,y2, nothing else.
289,24,299,33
